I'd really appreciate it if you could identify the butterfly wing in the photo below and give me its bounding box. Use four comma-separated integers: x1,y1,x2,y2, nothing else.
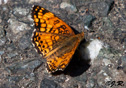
31,5,84,73
32,32,70,57
32,5,75,35
46,35,82,73
32,5,75,57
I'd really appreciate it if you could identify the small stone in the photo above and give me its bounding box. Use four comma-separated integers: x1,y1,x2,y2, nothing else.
0,0,1,5
8,76,22,83
67,14,78,22
13,7,29,17
121,55,126,62
121,55,126,73
6,43,16,52
67,13,82,24
122,64,126,74
6,59,42,74
7,52,18,58
0,49,4,55
102,17,113,29
0,82,19,88
55,75,66,83
40,78,62,88
102,59,112,66
0,28,5,38
0,18,2,23
7,18,31,42
4,0,8,4
83,14,95,28
86,78,95,88
0,0,8,5
0,37,6,46
18,35,31,50
29,0,42,3
8,18,29,34
74,73,87,82
60,2,77,13
89,1,114,17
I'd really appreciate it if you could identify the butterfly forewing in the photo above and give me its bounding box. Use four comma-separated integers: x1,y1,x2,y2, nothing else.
46,35,81,72
32,5,75,57
32,5,75,35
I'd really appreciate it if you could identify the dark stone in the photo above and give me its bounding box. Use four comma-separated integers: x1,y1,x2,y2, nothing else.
0,51,4,55
121,55,126,73
67,14,82,24
7,52,18,58
0,82,19,88
40,78,62,88
122,64,126,74
7,76,22,83
0,29,6,38
83,14,95,27
74,73,87,82
121,55,126,62
0,37,6,46
89,0,114,17
18,34,31,50
6,59,42,74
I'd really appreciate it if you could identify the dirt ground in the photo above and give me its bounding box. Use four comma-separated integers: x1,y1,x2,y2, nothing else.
0,0,126,88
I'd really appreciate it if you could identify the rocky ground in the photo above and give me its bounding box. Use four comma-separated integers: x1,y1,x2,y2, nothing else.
0,0,126,88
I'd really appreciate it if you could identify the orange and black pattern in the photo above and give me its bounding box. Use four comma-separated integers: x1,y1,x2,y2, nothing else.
32,5,75,35
31,5,84,73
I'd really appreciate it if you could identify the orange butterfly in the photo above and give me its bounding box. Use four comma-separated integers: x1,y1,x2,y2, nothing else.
31,5,84,73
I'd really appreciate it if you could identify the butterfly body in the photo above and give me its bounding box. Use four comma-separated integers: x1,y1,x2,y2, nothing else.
32,5,84,73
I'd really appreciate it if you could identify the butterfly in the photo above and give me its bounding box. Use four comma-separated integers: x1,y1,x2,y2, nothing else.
31,5,84,73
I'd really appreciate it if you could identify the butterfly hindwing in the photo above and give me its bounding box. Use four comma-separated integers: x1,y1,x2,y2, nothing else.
46,36,81,72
